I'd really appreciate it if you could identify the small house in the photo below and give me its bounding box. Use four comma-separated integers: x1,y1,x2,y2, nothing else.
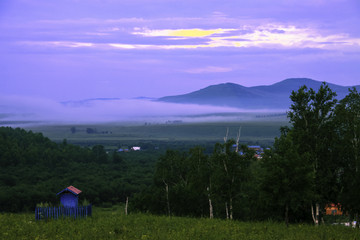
57,185,82,208
131,146,141,151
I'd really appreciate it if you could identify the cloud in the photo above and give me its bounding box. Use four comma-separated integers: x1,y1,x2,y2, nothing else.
13,23,360,52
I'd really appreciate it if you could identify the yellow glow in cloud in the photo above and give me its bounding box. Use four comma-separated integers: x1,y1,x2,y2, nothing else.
133,28,232,38
169,29,224,38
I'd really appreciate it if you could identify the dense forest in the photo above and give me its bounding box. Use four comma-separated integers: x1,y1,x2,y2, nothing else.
0,127,162,212
1,83,360,226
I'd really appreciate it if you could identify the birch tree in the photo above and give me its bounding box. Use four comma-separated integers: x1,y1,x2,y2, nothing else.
153,150,188,216
211,140,254,219
187,146,213,218
288,82,338,225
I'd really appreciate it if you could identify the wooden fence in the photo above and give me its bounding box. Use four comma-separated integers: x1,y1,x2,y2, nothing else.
35,205,92,220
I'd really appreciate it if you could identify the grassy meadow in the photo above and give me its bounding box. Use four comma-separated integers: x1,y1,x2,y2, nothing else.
13,118,289,149
0,207,358,240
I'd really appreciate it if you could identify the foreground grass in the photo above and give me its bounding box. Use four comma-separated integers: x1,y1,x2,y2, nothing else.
0,208,359,240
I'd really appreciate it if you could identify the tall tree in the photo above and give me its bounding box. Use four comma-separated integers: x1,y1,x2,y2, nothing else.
334,88,360,226
211,140,253,219
186,146,213,218
153,150,189,216
260,130,313,226
287,82,338,224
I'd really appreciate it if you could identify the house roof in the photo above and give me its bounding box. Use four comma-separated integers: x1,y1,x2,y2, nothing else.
57,185,82,196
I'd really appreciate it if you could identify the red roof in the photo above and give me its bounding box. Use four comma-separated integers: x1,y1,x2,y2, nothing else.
57,185,82,196
67,185,82,195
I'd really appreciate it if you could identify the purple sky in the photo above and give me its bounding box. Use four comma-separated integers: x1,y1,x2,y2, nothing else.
1,0,360,103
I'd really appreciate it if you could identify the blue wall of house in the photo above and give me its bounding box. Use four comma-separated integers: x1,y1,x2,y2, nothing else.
60,192,78,208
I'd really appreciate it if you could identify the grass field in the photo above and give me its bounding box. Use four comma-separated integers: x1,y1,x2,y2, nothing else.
0,207,358,240
10,119,289,149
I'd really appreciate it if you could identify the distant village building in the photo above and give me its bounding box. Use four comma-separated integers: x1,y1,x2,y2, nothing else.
57,185,82,208
248,145,264,159
247,145,263,151
118,146,129,152
131,146,141,151
118,146,141,152
234,145,265,159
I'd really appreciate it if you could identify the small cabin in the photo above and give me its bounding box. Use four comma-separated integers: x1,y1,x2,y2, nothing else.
57,185,82,208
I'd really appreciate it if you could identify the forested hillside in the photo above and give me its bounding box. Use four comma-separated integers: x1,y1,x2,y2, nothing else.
0,127,160,212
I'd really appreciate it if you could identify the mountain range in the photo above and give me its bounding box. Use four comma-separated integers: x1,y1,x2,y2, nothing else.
157,78,359,110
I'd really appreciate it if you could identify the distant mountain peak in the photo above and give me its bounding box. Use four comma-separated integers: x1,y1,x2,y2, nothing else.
270,78,321,86
283,77,316,82
158,78,359,110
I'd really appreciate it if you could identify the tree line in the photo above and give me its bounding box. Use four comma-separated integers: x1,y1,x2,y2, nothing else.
132,83,360,225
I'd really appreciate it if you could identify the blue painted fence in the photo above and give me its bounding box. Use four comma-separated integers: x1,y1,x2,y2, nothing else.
35,205,92,220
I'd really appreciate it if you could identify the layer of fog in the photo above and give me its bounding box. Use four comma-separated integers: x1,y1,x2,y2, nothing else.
0,95,287,125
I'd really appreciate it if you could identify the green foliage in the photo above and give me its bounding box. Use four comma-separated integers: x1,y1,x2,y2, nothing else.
210,141,255,219
0,127,161,212
334,88,360,220
288,83,338,205
260,132,314,225
81,199,90,206
1,209,360,240
36,202,52,208
140,141,256,220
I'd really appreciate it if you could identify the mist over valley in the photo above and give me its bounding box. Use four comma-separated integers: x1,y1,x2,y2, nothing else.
1,78,358,126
